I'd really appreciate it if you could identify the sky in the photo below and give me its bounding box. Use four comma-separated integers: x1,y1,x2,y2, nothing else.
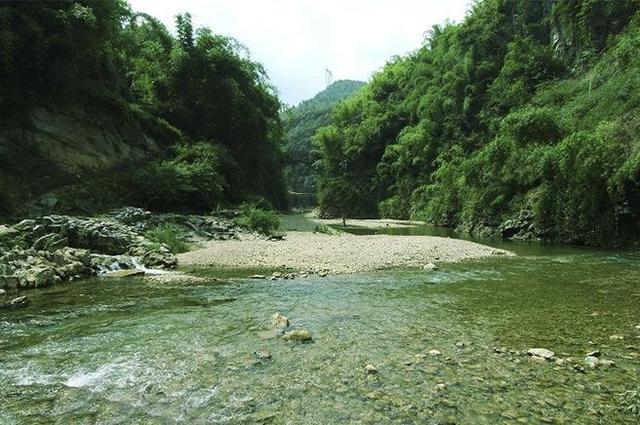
128,0,472,106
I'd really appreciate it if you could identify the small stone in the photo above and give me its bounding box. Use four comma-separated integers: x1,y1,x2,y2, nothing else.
584,356,599,368
586,350,601,357
455,342,466,348
272,272,282,278
281,329,312,342
254,351,272,360
428,349,441,356
527,348,555,360
365,364,377,375
271,312,289,328
300,273,308,278
0,289,6,295
609,335,624,341
423,263,438,271
318,271,328,277
435,383,447,391
599,359,616,368
573,365,586,373
554,358,566,366
530,355,547,364
249,274,266,279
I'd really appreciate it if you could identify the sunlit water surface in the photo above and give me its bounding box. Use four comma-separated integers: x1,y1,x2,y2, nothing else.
1,229,639,424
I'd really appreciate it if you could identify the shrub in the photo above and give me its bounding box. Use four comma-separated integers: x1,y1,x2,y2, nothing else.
145,224,190,253
234,205,280,235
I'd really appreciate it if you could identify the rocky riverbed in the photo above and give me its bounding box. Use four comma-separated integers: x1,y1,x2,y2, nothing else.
0,207,239,292
178,230,512,274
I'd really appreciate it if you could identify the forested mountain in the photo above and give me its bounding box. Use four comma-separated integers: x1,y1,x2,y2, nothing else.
0,1,287,216
282,80,364,193
315,0,640,246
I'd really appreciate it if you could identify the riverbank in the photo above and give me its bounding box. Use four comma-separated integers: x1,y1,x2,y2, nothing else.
178,230,511,274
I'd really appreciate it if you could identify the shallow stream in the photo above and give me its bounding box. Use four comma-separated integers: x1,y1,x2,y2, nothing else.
1,228,639,424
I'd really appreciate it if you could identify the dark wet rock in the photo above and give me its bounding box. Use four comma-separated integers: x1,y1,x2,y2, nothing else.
0,275,19,290
0,295,30,309
281,329,313,342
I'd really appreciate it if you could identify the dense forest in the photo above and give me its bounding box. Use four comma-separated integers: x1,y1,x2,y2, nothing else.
315,0,640,246
0,0,287,216
282,80,364,193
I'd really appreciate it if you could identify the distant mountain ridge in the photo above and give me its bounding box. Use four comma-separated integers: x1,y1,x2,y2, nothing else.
282,80,365,193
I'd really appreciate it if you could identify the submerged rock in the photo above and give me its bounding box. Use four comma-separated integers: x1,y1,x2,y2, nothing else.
271,312,289,328
102,269,145,278
281,329,313,342
254,351,272,360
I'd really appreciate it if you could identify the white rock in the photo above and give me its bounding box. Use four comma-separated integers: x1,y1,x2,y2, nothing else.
423,263,438,271
527,348,555,360
365,364,377,374
428,349,441,356
584,356,599,368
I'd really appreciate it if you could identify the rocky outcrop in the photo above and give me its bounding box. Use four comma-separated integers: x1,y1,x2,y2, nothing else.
0,105,180,217
0,207,240,291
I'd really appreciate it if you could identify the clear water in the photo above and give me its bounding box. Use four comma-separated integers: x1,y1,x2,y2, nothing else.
1,233,639,424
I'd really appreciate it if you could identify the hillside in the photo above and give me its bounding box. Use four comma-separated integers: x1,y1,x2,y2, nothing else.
282,80,364,193
315,0,640,246
0,1,287,217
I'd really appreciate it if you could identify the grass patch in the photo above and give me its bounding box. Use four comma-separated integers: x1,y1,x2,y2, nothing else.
145,224,190,254
234,205,280,235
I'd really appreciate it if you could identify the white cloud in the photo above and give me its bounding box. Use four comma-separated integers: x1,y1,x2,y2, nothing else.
127,0,472,105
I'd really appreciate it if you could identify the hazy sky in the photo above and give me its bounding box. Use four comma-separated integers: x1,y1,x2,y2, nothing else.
128,0,472,105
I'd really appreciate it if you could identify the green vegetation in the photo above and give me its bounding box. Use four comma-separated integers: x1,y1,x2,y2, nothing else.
282,80,364,193
315,0,640,246
145,224,190,254
234,204,280,235
0,1,287,214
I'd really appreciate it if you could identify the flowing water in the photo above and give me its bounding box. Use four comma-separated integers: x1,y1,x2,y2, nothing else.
1,227,640,424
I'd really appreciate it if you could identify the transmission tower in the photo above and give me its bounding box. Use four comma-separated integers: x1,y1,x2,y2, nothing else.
325,68,333,86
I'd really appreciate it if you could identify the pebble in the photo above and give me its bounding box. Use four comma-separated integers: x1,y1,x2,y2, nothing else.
423,263,438,271
435,383,447,391
584,356,599,368
428,349,441,356
254,351,272,360
365,364,378,375
609,334,624,341
586,350,600,357
318,271,328,277
249,274,266,279
455,342,466,348
0,289,6,295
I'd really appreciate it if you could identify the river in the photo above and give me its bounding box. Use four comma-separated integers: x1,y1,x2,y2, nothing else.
1,225,639,424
